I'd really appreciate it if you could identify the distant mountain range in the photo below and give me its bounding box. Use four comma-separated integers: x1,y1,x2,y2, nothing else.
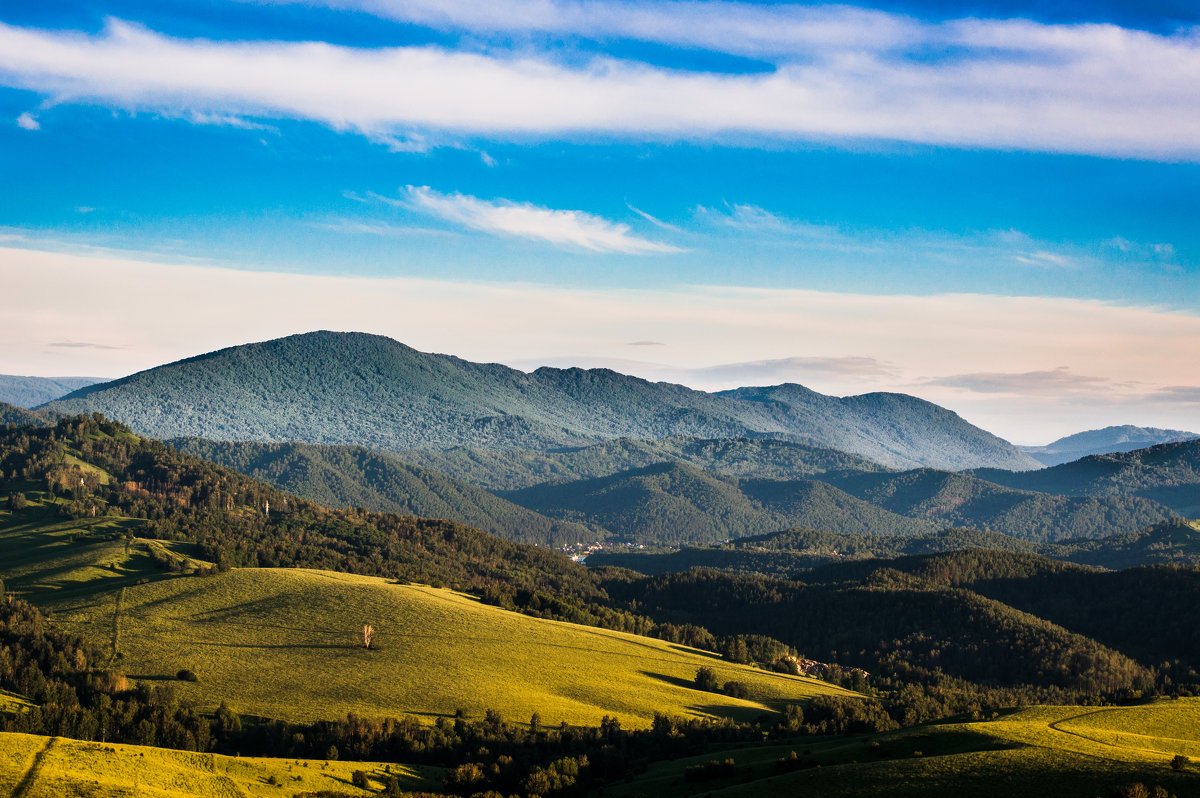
973,438,1200,516
0,374,105,408
1019,424,1198,466
42,330,1040,471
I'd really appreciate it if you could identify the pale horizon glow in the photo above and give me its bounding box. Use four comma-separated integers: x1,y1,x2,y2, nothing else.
1,245,1197,446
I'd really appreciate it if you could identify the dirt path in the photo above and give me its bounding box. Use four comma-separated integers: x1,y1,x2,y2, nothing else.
1047,708,1168,759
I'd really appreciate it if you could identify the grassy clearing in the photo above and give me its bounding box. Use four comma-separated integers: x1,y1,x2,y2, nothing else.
607,699,1200,797
72,567,855,727
0,731,436,797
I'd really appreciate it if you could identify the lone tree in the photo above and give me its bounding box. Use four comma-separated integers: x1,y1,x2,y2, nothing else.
361,624,375,650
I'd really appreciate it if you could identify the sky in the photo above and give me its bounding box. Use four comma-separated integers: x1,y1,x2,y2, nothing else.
1,0,1198,444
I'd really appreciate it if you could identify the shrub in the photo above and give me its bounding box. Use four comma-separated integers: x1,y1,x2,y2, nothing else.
695,666,720,692
1171,754,1189,771
722,680,748,699
351,770,369,788
176,669,198,682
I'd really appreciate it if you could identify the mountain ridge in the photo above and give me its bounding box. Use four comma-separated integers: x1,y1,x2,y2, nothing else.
44,330,1039,471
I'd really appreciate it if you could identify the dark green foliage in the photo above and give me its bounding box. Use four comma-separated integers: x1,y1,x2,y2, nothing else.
7,492,27,511
0,401,48,428
176,669,198,682
684,757,737,782
43,330,1036,470
168,438,597,546
1171,754,1189,771
973,439,1200,516
695,666,720,692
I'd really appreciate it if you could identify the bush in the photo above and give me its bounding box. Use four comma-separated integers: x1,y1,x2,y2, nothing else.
722,680,748,699
8,492,27,511
176,669,198,682
1171,754,1189,771
695,666,720,692
351,770,369,788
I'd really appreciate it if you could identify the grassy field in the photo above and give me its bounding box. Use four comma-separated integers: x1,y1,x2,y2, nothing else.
0,497,854,729
0,731,437,797
607,699,1200,797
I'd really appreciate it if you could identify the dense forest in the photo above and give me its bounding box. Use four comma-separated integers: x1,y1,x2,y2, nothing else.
42,330,1037,470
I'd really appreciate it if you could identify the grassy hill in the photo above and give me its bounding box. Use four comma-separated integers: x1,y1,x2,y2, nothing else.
399,435,891,491
1020,424,1199,467
42,330,1039,471
168,438,600,546
503,462,938,545
0,731,436,797
609,699,1200,798
973,439,1200,516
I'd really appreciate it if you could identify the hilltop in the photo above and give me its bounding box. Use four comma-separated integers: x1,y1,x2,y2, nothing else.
43,331,1039,471
1020,424,1199,466
0,375,105,409
973,438,1200,516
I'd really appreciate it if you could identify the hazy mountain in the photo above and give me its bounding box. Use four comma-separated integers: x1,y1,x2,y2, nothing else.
973,439,1200,516
1020,424,1199,466
503,461,943,544
43,330,1039,471
0,374,105,408
398,435,890,492
168,438,599,547
817,468,1175,543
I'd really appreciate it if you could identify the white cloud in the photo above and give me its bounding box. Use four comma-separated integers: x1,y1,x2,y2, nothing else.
2,244,1199,443
400,185,683,253
0,15,1198,157
15,111,39,130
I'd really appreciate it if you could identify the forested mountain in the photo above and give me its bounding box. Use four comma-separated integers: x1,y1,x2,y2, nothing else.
503,461,1174,545
817,467,1175,542
503,462,939,544
973,439,1200,516
43,331,1039,470
168,438,599,546
589,520,1200,577
1020,424,1199,466
399,435,890,491
0,401,45,428
0,374,104,408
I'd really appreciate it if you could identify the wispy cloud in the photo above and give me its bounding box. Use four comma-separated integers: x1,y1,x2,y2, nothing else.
400,185,684,253
15,112,39,130
48,341,123,350
628,340,665,346
1154,386,1200,403
923,366,1116,396
0,15,1199,157
691,355,898,385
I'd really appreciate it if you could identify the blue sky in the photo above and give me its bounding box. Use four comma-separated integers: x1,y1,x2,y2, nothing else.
1,0,1198,442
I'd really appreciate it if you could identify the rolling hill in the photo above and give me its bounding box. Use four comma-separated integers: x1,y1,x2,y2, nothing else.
973,439,1200,516
1020,424,1199,466
168,437,600,546
0,401,45,428
398,434,891,492
502,462,940,544
42,330,1040,471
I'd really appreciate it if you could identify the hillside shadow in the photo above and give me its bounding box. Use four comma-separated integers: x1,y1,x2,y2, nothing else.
640,670,697,690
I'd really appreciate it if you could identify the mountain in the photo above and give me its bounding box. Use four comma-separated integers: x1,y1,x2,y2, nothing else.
1020,424,1199,466
0,374,105,408
817,467,1175,542
592,520,1200,578
399,435,891,492
168,438,600,546
0,401,46,427
973,438,1200,516
502,461,941,544
43,330,1039,471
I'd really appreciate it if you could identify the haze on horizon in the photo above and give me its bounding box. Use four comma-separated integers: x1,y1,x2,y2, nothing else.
0,0,1197,445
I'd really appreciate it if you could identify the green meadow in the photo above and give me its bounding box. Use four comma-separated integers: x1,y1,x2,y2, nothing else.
608,699,1200,797
0,731,437,797
1,497,853,728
